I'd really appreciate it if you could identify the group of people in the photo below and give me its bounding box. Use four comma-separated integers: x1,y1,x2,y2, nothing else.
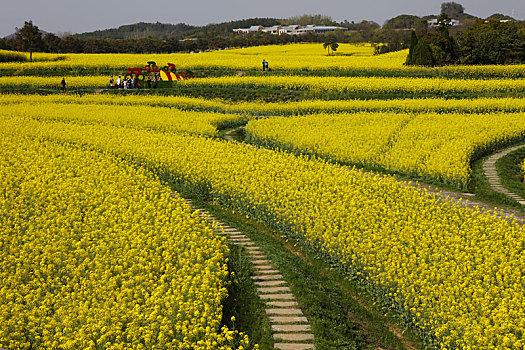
109,74,160,89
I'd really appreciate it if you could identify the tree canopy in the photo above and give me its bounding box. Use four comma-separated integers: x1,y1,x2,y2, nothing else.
323,37,339,56
383,15,421,29
441,2,465,18
15,21,45,62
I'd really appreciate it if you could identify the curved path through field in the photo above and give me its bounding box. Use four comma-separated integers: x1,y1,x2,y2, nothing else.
482,144,525,205
184,198,315,350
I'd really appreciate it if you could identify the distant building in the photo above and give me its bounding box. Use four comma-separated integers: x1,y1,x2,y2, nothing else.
262,25,282,34
427,18,460,27
233,24,347,35
280,25,302,35
232,25,264,34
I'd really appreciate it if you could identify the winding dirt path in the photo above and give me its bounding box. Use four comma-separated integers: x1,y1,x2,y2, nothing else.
482,144,525,205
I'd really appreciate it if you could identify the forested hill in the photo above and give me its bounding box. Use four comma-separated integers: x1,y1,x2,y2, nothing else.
73,22,196,39
73,18,281,40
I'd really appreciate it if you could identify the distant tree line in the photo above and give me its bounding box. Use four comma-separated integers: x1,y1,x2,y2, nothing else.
0,18,381,55
4,8,523,66
406,16,525,66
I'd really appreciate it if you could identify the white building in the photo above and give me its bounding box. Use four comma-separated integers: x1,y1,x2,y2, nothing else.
262,25,282,34
427,18,460,27
233,25,264,34
233,24,347,35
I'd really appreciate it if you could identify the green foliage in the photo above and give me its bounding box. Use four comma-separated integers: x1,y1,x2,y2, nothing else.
383,14,421,29
14,21,45,62
282,14,336,26
456,19,525,64
441,2,465,18
405,31,418,64
73,22,197,40
373,29,412,55
323,37,339,56
487,13,516,21
406,17,456,66
405,31,436,66
412,39,436,66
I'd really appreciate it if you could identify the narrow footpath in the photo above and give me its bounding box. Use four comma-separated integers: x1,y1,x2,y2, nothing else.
184,198,315,350
483,144,525,205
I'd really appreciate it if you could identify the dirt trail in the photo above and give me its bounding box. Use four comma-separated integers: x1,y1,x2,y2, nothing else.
483,144,525,205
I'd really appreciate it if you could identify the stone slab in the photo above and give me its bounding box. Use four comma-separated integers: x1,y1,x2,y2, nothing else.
229,238,252,242
252,274,283,280
269,316,309,323
228,235,247,239
274,344,314,350
259,293,295,300
271,324,310,332
267,301,299,308
254,265,274,270
246,247,262,251
265,308,303,315
254,280,286,287
274,333,314,341
237,241,256,246
257,286,291,293
256,269,280,274
251,259,271,264
249,254,266,259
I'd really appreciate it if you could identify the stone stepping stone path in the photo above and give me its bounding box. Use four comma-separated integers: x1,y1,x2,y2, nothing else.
483,144,525,205
184,199,315,350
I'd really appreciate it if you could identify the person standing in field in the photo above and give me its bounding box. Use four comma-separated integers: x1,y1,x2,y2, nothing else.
153,74,159,88
262,59,267,71
60,77,66,91
110,76,114,88
116,76,121,88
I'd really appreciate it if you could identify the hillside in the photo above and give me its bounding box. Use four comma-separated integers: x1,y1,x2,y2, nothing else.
73,18,281,40
73,22,196,40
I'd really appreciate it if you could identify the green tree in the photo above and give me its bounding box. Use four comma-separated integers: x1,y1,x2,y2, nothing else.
43,33,61,53
456,19,525,64
15,21,45,62
323,37,339,56
283,14,335,26
413,39,436,66
405,30,418,64
441,2,465,18
383,14,421,29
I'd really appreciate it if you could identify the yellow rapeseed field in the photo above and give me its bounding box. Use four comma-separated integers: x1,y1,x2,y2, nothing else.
0,95,246,136
1,43,524,77
245,111,525,187
0,131,252,349
3,42,525,349
179,75,525,95
2,114,525,349
4,93,525,115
